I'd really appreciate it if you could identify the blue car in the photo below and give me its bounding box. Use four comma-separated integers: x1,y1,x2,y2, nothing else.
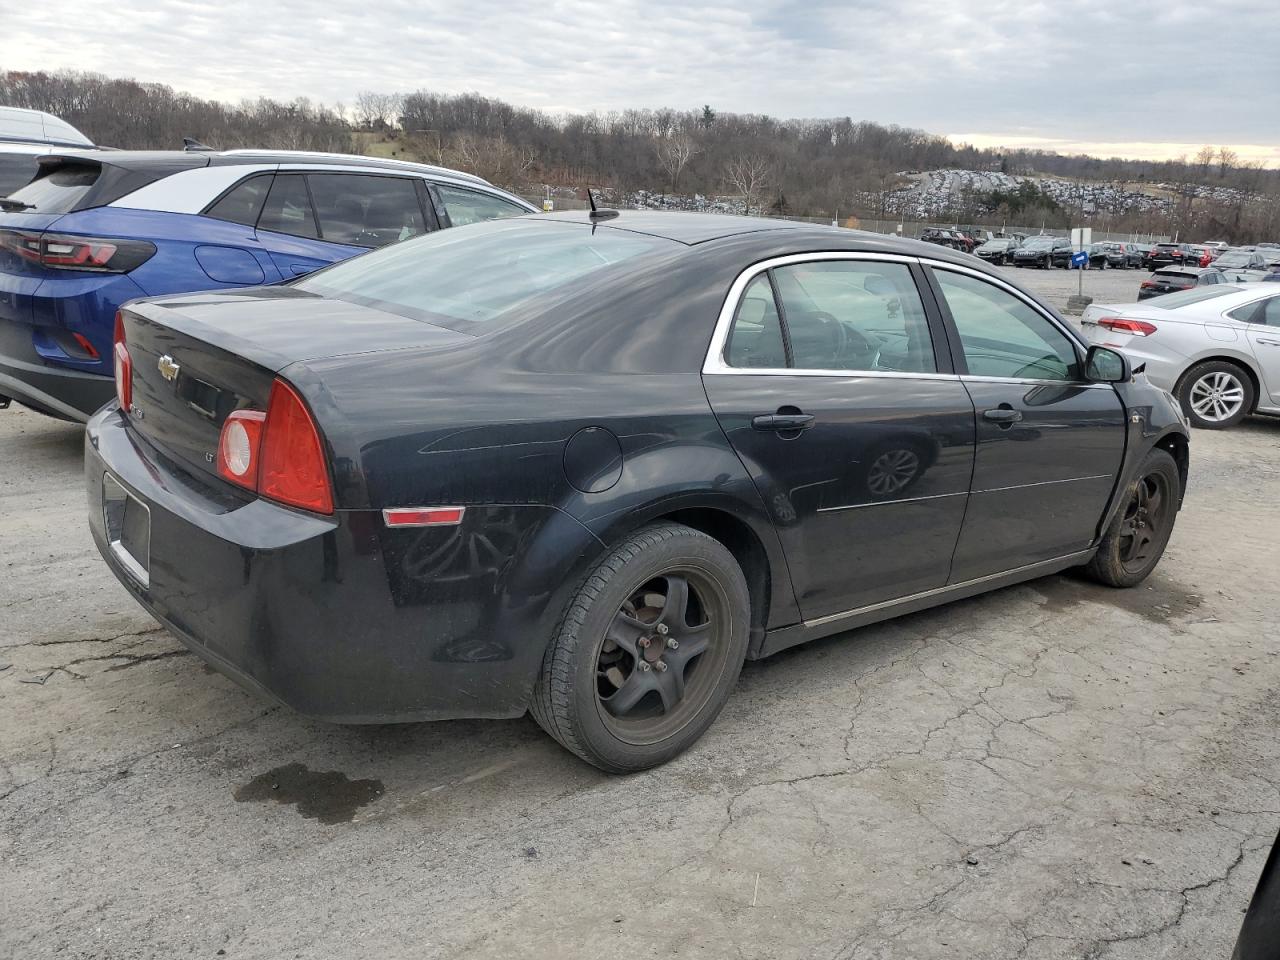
0,149,537,420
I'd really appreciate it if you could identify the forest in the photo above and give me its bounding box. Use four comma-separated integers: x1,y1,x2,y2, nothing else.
3,69,1277,240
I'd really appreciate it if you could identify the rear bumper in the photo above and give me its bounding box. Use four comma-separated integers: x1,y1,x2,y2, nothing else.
0,319,112,420
0,269,147,420
85,407,600,722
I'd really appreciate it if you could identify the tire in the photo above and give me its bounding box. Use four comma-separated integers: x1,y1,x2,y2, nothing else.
529,522,750,773
1042,256,1051,269
1175,360,1254,429
1083,448,1180,588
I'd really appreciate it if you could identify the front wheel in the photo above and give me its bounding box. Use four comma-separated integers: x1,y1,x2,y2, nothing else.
1176,360,1254,429
530,522,750,772
1083,448,1180,588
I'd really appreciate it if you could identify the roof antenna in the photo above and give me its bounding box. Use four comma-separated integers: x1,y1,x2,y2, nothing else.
586,186,619,222
183,137,214,152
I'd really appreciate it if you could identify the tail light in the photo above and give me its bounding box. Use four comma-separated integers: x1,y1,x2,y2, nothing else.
1099,318,1158,336
0,230,156,273
215,378,334,514
112,312,132,411
1140,281,1156,289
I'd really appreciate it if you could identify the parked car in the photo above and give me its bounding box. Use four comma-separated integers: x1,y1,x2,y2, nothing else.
919,227,965,251
0,106,94,196
974,236,1019,265
1214,249,1270,273
1137,266,1228,300
1188,245,1215,267
1144,241,1197,269
0,148,537,421
1234,828,1280,960
1090,241,1139,269
1012,235,1072,269
1082,281,1280,428
87,211,1188,772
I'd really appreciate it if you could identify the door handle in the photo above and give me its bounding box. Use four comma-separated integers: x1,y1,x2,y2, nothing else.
982,407,1023,424
1256,338,1280,346
752,413,816,432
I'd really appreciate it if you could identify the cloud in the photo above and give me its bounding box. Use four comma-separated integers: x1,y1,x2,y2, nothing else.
3,0,1276,162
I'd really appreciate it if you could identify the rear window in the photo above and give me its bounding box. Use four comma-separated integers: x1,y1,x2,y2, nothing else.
296,219,675,330
1150,287,1240,309
4,161,99,214
0,151,39,196
1153,271,1194,283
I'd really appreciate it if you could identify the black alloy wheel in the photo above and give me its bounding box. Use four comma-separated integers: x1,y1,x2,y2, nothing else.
530,523,749,772
1083,448,1180,588
595,571,725,741
1114,471,1173,575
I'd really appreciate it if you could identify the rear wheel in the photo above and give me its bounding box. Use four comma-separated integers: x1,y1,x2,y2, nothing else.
1176,361,1253,429
530,523,750,773
1084,448,1180,588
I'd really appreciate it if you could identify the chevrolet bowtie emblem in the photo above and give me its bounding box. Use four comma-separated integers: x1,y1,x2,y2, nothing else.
157,355,180,382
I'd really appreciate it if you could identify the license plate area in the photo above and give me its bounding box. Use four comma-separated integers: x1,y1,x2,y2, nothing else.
103,473,150,587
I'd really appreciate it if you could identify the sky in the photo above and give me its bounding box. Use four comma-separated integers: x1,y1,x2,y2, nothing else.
4,0,1278,166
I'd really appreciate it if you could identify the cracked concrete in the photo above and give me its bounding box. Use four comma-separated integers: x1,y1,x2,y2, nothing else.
2,390,1280,958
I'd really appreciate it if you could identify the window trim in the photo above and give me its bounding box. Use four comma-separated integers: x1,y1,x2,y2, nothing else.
702,252,955,380
922,261,1109,388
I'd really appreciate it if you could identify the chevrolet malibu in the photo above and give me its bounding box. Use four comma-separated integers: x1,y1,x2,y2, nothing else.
87,212,1190,772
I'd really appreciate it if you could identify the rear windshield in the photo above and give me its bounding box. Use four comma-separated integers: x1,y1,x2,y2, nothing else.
296,219,678,330
5,162,100,214
1153,271,1194,283
1148,286,1240,309
0,151,39,196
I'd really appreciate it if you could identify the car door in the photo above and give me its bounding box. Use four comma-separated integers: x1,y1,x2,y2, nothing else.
1237,293,1280,405
702,254,977,622
926,264,1127,581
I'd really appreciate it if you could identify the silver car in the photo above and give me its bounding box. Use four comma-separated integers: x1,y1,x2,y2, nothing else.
1081,284,1280,429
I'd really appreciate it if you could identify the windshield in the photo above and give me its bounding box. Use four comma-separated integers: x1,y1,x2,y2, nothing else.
296,219,678,330
978,240,1004,249
5,161,100,213
1023,237,1053,249
1148,286,1241,309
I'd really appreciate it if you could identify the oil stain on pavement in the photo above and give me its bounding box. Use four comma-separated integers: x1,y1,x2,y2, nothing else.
234,763,384,824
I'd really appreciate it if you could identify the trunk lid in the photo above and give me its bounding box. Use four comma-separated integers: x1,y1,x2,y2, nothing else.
120,287,473,481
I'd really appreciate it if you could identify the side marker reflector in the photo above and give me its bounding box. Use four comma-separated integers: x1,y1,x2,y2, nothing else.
383,507,466,528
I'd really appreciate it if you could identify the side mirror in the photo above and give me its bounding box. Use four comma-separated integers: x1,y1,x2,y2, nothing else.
1085,345,1130,383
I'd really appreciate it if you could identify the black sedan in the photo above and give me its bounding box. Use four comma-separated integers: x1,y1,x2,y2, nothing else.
86,212,1189,772
1138,266,1228,299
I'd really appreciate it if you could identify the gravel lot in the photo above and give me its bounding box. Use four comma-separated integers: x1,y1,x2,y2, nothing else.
3,268,1279,959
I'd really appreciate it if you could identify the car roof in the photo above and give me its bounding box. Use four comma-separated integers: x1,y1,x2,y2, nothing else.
535,211,1013,267
0,106,94,148
42,147,495,188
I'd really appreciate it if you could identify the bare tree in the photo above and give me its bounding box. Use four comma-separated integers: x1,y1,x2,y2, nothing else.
657,134,698,191
1194,145,1216,178
723,154,772,214
1217,146,1239,179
